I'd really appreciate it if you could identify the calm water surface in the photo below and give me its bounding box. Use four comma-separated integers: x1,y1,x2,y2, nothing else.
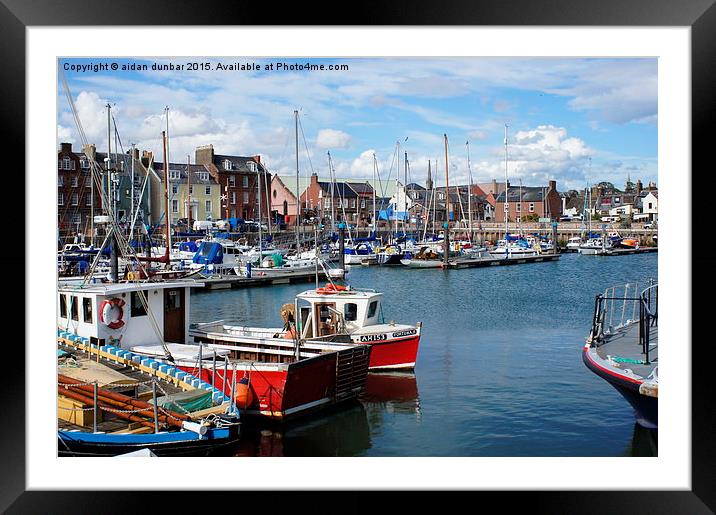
190,252,658,457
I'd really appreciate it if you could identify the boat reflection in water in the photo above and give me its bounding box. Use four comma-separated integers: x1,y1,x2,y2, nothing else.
361,372,421,414
627,422,658,457
232,372,420,457
234,401,371,457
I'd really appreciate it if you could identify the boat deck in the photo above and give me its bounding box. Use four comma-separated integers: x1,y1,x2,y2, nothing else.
594,322,658,379
58,347,189,433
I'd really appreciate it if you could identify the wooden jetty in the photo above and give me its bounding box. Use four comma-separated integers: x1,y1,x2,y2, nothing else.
195,269,328,291
446,253,561,269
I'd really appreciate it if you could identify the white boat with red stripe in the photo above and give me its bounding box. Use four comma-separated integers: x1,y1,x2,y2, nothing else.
190,282,421,371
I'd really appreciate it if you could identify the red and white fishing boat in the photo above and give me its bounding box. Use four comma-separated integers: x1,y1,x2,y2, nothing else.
57,278,371,422
190,282,421,371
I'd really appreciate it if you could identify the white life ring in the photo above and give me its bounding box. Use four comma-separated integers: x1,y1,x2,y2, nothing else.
99,298,125,329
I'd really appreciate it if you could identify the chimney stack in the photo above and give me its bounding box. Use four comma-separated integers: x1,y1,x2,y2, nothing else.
60,142,72,154
82,143,96,162
195,144,215,165
548,180,556,191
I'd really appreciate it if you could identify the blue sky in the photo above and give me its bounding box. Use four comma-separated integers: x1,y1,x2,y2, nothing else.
57,57,657,192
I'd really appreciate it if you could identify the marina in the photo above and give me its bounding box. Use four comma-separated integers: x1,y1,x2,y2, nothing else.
54,55,661,460
189,251,658,456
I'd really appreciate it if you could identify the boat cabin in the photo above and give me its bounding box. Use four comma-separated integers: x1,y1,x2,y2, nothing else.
295,287,383,338
57,280,202,349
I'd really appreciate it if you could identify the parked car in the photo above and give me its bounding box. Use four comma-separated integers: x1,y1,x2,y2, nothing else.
644,222,656,229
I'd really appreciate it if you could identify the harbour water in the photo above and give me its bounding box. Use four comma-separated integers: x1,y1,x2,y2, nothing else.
190,252,658,457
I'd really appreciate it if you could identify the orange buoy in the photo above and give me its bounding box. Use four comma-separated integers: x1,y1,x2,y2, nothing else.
234,377,254,409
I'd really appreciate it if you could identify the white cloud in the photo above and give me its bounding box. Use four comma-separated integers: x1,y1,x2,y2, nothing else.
57,124,74,143
315,129,352,150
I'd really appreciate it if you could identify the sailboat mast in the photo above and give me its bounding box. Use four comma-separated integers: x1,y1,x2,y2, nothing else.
326,152,334,232
404,151,408,234
372,153,377,231
130,143,135,240
466,141,473,242
504,124,509,240
105,104,111,216
295,110,300,252
162,130,171,265
394,140,399,239
519,178,523,236
444,134,450,265
257,157,263,254
187,154,191,229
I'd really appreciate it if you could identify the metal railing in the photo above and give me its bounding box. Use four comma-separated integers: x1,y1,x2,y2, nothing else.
589,280,658,363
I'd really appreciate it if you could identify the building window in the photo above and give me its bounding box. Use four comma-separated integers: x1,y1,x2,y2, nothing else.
58,176,64,187
72,213,81,225
360,199,365,208
529,203,535,213
344,303,358,322
63,157,73,170
172,184,178,194
205,200,211,213
71,176,78,187
242,192,248,204
172,199,178,213
325,198,331,209
189,186,193,195
224,159,232,170
350,199,356,209
85,177,92,187
283,200,288,215
70,296,78,321
169,170,181,180
59,294,67,318
648,202,653,210
80,158,89,169
82,298,93,323
58,193,64,206
248,161,256,173
200,172,209,181
130,291,147,317
503,203,509,212
85,195,92,207
242,176,248,188
71,193,79,206
232,192,237,205
516,203,521,212
229,176,236,187
205,186,211,195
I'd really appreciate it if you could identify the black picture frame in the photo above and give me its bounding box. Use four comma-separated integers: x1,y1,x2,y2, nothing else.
5,0,711,512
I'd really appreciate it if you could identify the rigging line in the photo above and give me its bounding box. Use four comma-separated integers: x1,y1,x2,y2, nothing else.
60,72,173,361
297,115,316,176
377,145,397,213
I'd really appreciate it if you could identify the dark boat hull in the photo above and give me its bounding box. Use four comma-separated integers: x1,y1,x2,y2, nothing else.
58,424,240,457
582,348,657,429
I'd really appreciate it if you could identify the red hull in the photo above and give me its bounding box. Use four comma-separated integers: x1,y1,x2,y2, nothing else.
180,348,369,421
361,335,420,370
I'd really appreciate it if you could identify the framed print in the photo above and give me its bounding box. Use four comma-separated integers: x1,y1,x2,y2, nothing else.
4,0,713,512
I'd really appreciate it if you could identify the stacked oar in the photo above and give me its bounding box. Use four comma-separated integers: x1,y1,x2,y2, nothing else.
58,374,191,430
